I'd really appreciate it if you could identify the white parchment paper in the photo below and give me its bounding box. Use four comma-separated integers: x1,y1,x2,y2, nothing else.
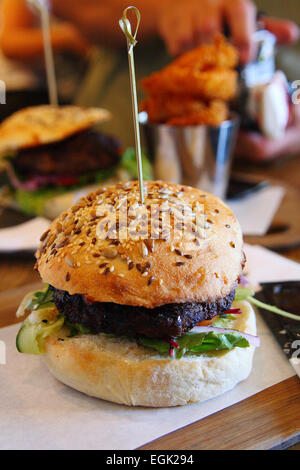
0,244,298,450
227,186,285,236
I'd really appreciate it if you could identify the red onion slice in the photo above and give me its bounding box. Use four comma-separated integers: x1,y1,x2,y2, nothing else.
226,308,242,314
8,166,79,191
239,275,249,286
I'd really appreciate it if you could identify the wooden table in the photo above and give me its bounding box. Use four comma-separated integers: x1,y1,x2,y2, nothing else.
1,156,300,450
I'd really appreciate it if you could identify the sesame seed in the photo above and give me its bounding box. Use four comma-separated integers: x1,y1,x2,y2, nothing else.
141,242,148,257
65,255,75,268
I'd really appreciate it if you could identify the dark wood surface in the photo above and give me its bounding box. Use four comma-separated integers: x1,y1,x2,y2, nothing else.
139,376,300,450
1,155,300,450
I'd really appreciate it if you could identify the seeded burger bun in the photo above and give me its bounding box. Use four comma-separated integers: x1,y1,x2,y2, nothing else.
37,182,243,307
0,105,111,155
35,181,256,407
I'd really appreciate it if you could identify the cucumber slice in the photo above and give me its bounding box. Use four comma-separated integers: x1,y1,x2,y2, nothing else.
16,316,64,355
16,322,41,355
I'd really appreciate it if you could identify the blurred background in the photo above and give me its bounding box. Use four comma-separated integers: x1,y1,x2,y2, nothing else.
0,0,300,284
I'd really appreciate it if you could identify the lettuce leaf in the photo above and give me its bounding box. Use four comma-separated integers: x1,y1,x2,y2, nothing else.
15,187,68,216
139,330,249,359
16,284,54,318
234,287,255,301
235,286,300,322
65,321,92,337
64,314,249,359
26,284,54,311
120,147,153,181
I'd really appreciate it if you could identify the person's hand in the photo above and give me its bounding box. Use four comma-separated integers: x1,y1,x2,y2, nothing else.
261,16,300,46
235,105,300,162
157,0,299,63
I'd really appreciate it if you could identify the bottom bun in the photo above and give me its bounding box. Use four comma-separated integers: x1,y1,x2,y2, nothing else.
43,300,257,407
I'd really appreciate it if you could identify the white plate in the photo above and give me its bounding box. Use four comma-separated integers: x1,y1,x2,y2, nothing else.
0,217,50,252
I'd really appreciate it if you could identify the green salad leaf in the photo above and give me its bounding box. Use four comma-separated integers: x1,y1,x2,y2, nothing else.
26,284,54,312
65,321,92,338
212,314,236,328
120,147,153,180
16,284,54,318
234,287,255,301
235,287,300,322
139,329,250,359
15,187,67,216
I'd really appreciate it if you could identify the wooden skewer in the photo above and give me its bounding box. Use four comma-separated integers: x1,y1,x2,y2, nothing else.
119,6,144,204
28,0,58,105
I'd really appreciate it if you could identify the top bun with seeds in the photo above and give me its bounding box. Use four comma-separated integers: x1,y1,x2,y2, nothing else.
0,105,111,155
36,181,244,309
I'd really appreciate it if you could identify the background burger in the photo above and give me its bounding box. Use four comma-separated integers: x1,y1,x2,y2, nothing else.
15,181,259,407
0,105,151,219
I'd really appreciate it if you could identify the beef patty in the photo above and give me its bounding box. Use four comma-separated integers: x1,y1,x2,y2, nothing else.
52,287,235,339
13,129,121,177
